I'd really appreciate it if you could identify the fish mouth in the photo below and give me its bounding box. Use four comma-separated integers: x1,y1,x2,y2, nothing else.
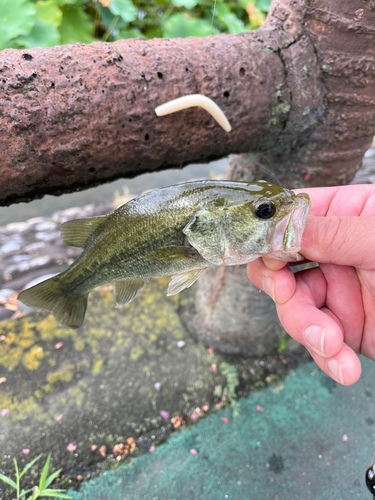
270,193,311,261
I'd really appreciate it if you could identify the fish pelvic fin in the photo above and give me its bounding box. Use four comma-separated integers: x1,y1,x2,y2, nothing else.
18,277,88,329
114,279,145,308
167,268,206,296
60,215,107,248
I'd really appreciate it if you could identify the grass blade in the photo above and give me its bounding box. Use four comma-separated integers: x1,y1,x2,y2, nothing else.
0,472,17,489
44,468,62,489
39,453,51,490
13,458,19,476
39,490,72,498
19,454,43,479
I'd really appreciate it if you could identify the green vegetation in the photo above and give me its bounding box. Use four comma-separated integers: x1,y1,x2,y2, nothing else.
0,453,71,499
0,0,271,51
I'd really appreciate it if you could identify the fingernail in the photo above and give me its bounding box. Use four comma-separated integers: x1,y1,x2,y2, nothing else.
262,277,275,301
327,358,344,385
302,325,326,356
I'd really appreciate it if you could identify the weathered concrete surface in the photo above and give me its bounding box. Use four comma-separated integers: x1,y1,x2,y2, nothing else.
0,275,305,498
66,358,375,500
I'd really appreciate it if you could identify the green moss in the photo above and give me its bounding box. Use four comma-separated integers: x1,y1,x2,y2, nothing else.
93,359,103,375
47,363,75,384
23,346,45,370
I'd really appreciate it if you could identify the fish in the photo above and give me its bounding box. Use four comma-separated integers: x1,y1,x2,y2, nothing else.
18,180,310,329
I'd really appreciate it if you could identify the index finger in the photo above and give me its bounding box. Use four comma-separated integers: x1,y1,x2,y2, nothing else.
293,185,375,217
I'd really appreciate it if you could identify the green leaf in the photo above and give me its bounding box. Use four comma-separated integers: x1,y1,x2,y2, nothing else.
0,472,17,489
44,468,62,489
39,453,51,491
256,0,272,12
113,28,145,40
56,0,87,5
0,0,36,50
15,19,61,48
39,490,72,498
108,0,137,24
163,13,217,38
171,0,199,8
19,454,43,479
100,6,129,30
59,5,94,44
36,0,63,28
221,12,246,34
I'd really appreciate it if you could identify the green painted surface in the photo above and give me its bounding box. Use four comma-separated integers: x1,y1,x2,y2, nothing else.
68,359,375,500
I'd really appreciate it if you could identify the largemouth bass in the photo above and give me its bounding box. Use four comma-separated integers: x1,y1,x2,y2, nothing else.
18,181,310,329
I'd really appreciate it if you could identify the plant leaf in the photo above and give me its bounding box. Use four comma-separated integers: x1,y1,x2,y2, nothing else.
0,473,17,489
15,19,61,48
108,0,137,24
163,13,217,38
13,458,19,477
44,468,62,489
0,0,36,50
39,490,72,498
20,454,43,479
59,5,94,44
39,453,51,490
171,0,199,8
36,0,63,28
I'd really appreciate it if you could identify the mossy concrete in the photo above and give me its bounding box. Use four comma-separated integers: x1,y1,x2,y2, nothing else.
0,276,305,497
66,358,375,500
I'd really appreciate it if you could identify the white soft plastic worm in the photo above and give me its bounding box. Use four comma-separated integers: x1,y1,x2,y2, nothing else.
155,94,232,132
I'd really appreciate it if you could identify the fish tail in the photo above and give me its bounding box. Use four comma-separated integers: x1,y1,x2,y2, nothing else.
18,277,88,329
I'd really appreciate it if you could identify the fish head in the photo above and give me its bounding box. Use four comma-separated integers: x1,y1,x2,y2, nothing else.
184,183,310,266
224,186,311,264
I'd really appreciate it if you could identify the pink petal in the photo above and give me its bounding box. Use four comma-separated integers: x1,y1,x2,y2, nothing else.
22,449,30,455
67,442,77,452
189,449,198,455
56,415,63,421
304,172,311,181
342,434,348,441
1,409,9,417
191,413,198,420
207,346,213,353
160,411,169,420
55,342,64,349
222,417,229,424
256,405,263,412
149,445,156,453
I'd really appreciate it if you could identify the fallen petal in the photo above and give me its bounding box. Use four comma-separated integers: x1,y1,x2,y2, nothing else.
1,409,9,417
189,449,198,455
160,411,169,420
149,445,156,453
67,442,77,452
256,405,263,412
222,417,229,424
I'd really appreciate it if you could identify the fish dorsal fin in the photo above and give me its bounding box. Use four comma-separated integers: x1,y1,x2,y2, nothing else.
147,246,199,262
114,279,145,308
60,216,107,248
167,268,206,296
183,207,226,266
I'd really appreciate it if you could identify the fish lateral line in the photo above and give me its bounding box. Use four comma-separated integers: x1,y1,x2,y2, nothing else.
155,94,232,132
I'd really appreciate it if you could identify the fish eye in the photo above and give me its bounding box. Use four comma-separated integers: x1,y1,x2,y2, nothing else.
255,202,276,219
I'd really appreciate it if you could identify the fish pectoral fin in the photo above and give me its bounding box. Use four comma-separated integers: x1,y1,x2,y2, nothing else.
114,279,145,308
167,268,206,296
147,246,198,262
60,215,107,248
183,208,226,266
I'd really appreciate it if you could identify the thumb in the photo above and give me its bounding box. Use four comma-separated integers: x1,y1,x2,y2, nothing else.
301,215,375,268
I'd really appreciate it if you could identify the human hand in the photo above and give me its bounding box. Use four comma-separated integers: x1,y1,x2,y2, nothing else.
247,184,375,386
